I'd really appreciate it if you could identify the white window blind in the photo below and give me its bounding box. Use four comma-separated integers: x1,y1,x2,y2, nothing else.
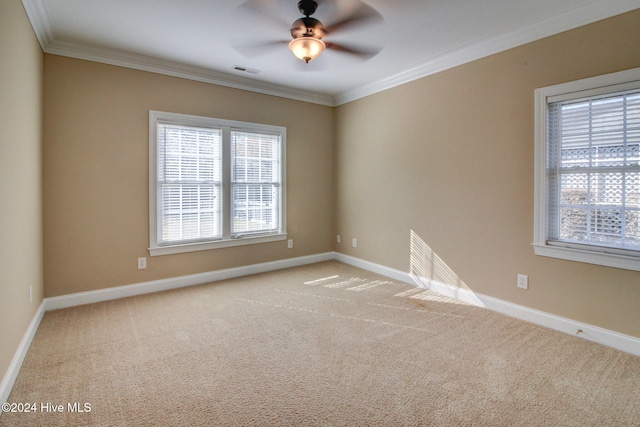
231,131,281,236
157,124,222,245
534,68,640,271
149,111,286,255
547,90,640,253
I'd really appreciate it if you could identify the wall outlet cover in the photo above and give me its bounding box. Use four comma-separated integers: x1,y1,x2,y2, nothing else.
517,274,528,289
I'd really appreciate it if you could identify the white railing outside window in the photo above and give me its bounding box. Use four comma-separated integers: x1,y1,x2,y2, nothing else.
534,68,640,271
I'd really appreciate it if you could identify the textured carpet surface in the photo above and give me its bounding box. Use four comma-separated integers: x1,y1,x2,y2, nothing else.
2,261,639,426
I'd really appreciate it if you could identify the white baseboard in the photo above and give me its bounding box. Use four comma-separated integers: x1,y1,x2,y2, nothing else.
477,293,640,357
334,253,411,283
0,301,46,405
334,252,640,356
44,252,334,311
3,250,638,408
1,252,333,406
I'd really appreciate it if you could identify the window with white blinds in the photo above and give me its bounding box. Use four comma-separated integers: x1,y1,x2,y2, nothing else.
157,124,222,244
231,131,281,237
149,111,286,256
534,68,640,271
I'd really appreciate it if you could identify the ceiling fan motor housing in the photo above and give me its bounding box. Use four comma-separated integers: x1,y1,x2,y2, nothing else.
289,0,326,63
290,17,326,39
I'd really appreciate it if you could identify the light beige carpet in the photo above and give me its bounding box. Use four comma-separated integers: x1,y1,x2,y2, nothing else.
1,261,639,426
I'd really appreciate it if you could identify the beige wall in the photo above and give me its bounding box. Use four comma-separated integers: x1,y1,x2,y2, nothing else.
335,9,640,338
3,7,636,388
43,56,334,297
0,0,44,382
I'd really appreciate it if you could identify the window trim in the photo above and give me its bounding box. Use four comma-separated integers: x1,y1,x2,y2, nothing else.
533,67,640,271
149,111,286,256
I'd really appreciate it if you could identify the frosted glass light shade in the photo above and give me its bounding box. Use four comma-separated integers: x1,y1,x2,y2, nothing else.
289,37,325,63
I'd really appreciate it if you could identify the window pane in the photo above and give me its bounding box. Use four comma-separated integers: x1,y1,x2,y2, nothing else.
231,131,279,183
628,172,640,208
625,211,640,246
160,184,221,242
157,123,222,244
590,208,623,243
230,130,281,236
550,89,640,251
560,173,589,205
232,184,278,234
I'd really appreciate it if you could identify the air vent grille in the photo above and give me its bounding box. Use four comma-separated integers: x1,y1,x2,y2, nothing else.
233,66,261,74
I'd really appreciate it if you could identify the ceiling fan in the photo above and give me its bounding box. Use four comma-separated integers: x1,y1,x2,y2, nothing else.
231,0,384,65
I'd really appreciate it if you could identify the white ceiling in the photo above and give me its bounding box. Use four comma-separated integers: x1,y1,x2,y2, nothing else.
22,0,640,106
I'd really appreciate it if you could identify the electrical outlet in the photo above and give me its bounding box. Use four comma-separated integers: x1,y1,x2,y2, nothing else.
138,257,147,269
352,238,357,248
287,239,293,248
517,274,528,290
336,235,341,243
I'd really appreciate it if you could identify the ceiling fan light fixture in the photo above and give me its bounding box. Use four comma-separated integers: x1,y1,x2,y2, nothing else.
289,37,325,63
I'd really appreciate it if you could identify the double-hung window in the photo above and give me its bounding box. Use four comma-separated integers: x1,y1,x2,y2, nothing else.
149,111,286,255
534,68,640,271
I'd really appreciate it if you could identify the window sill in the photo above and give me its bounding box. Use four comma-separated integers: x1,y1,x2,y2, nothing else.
149,233,287,256
532,243,640,272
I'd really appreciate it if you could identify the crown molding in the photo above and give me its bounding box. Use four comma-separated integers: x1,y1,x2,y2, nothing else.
44,40,336,106
21,0,52,49
336,0,640,105
22,0,640,107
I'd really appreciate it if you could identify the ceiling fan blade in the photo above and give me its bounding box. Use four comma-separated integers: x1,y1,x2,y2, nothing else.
235,0,291,30
323,0,383,35
325,41,381,60
228,0,295,58
230,39,289,58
